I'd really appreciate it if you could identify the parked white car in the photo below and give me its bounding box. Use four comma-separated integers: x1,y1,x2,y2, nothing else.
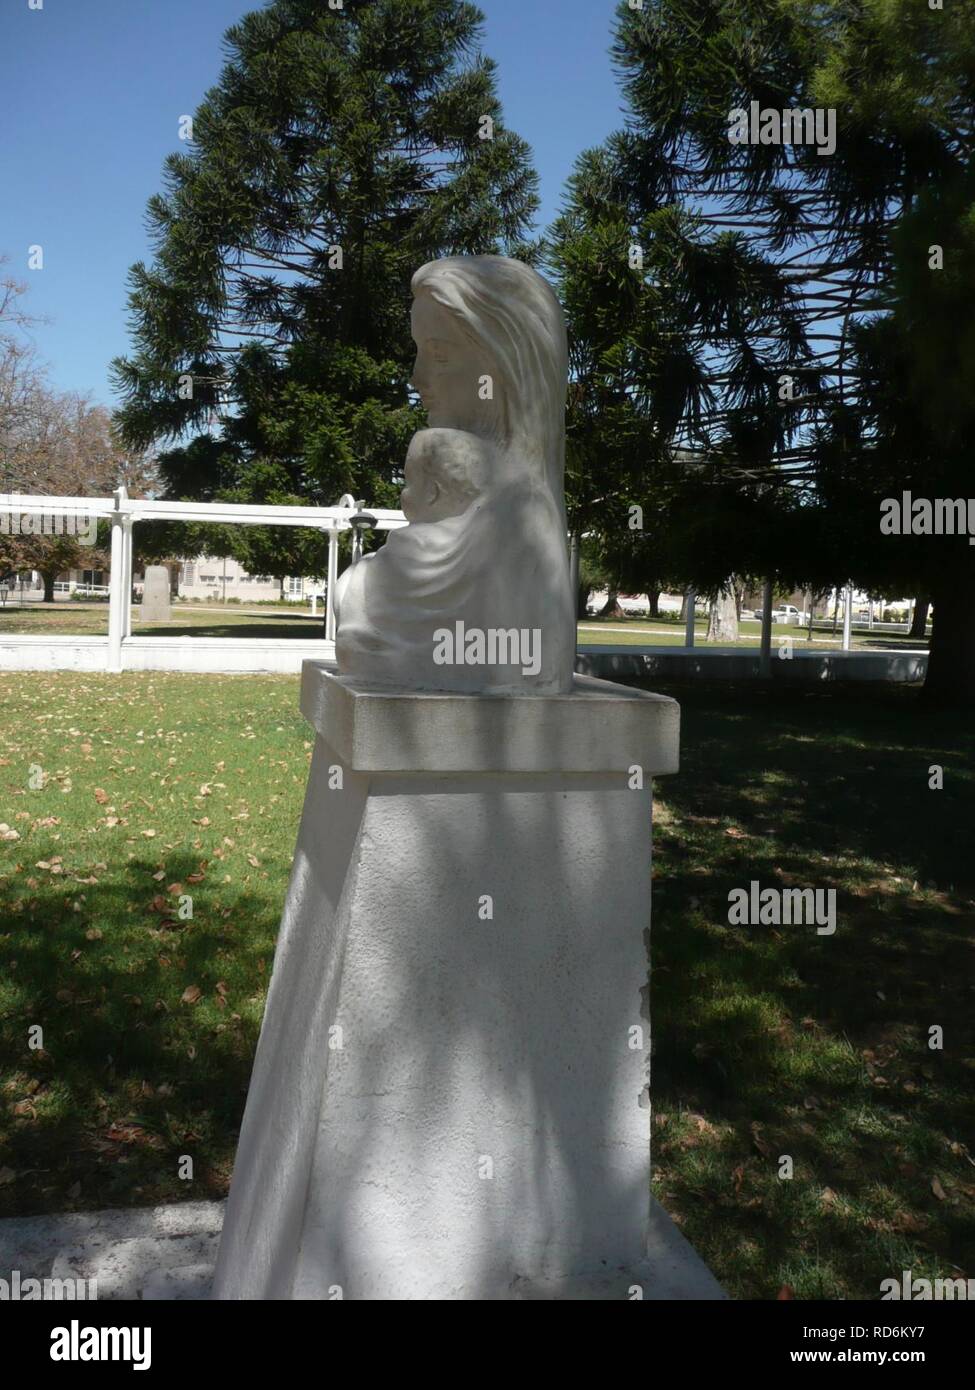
772,604,802,623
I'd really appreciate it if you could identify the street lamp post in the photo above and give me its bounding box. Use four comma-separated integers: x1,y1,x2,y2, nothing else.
349,507,377,564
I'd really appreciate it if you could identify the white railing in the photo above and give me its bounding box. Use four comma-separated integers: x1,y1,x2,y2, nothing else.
52,582,110,596
0,488,405,671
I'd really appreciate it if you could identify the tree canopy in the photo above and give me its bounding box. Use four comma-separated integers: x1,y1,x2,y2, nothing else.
548,0,975,698
113,0,539,581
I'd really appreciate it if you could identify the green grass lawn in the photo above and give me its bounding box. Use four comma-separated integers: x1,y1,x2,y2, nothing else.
649,680,974,1298
0,604,325,640
2,604,929,651
0,672,309,1217
0,672,971,1298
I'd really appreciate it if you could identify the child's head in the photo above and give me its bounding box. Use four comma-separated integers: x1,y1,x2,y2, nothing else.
400,428,488,523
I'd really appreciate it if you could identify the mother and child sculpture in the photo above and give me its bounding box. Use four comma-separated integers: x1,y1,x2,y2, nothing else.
333,254,576,695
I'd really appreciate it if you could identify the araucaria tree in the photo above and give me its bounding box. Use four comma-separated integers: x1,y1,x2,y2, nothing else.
551,0,975,702
113,0,539,581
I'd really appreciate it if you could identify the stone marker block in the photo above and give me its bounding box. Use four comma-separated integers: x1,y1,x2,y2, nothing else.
140,565,171,622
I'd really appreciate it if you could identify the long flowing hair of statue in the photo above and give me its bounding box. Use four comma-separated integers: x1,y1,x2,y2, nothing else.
410,256,568,528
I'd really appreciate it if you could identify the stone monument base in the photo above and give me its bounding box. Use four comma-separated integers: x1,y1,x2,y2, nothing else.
211,666,682,1300
0,1197,725,1300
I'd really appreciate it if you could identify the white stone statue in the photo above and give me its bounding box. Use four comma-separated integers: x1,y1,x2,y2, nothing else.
208,256,698,1304
334,255,576,694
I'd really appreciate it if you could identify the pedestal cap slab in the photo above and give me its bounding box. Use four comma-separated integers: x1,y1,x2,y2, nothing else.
299,662,679,776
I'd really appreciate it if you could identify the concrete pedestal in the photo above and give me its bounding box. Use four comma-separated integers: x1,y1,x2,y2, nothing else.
212,666,683,1300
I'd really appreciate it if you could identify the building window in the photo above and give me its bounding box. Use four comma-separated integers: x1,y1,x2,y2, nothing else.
182,563,196,584
287,576,303,597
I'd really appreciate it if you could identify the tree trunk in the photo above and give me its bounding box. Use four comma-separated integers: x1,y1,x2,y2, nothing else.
647,588,661,619
598,590,625,619
922,580,975,707
909,597,930,641
42,571,56,603
679,592,688,621
706,585,739,643
576,585,591,620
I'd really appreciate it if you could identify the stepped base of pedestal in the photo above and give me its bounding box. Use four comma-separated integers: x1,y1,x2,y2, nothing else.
0,1195,724,1300
145,1199,724,1299
511,1200,726,1299
0,1200,223,1301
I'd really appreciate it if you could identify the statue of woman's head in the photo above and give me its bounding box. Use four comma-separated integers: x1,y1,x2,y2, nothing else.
409,256,567,511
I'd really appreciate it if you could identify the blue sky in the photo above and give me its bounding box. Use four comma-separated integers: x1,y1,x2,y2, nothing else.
0,0,624,406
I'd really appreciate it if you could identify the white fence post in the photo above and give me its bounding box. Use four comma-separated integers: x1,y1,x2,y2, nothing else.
107,486,127,672
325,527,339,641
121,516,134,637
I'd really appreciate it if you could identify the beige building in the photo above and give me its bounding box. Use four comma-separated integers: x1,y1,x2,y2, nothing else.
177,555,322,603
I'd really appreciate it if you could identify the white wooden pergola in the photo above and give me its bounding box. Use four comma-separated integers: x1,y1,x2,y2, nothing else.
0,487,406,672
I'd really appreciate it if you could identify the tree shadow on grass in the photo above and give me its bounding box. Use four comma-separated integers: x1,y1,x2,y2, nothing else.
0,853,283,1218
137,621,323,640
644,680,975,1298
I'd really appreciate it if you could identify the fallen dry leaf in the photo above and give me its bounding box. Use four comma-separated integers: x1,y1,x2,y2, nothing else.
750,1121,772,1157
